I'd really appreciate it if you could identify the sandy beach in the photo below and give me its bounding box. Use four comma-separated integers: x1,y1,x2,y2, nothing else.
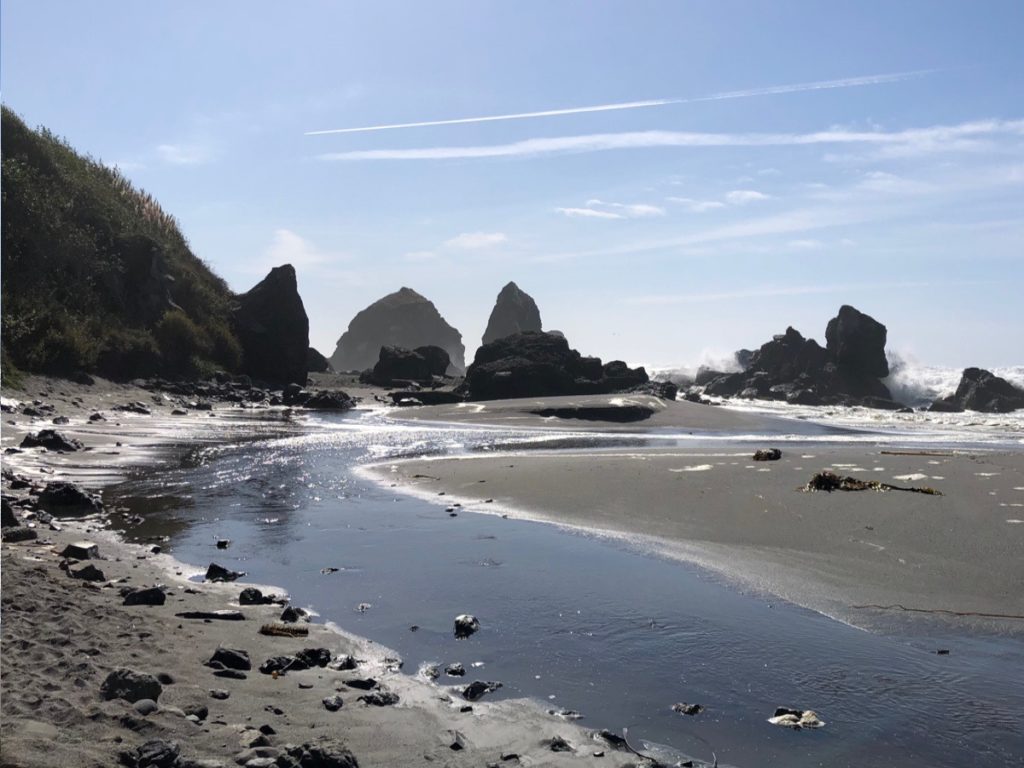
380,395,1024,635
1,377,624,768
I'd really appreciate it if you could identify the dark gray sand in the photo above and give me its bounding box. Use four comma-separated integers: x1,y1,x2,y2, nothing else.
382,396,1024,633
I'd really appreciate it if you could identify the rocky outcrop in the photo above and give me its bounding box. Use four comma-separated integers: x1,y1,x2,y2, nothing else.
462,331,648,401
362,345,453,386
928,368,1024,413
330,288,465,373
481,281,542,346
307,347,331,373
233,265,309,386
700,306,898,408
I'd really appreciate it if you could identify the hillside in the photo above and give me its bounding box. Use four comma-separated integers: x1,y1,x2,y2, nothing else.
1,107,241,380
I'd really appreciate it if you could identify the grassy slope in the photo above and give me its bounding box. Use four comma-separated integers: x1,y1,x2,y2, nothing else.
1,107,241,381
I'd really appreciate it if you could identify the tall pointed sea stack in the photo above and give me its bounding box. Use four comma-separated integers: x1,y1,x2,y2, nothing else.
481,281,542,346
330,287,465,373
233,264,309,385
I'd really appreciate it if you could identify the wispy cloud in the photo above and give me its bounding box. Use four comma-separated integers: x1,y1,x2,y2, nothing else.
260,228,341,271
725,189,771,204
156,143,212,165
443,232,507,249
317,119,1024,162
306,71,933,136
556,207,624,220
666,197,727,213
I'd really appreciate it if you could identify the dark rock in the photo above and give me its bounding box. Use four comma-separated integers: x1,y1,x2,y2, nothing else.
282,742,359,768
114,402,152,415
302,390,355,410
52,415,70,425
462,680,502,701
205,562,245,582
70,563,106,582
156,673,175,685
388,390,465,406
89,412,107,422
369,346,432,384
453,614,480,639
123,587,167,606
482,281,543,346
826,304,889,379
59,541,100,559
20,429,83,452
294,648,332,668
239,588,275,606
601,360,648,390
414,345,452,378
672,702,704,716
2,527,37,543
234,264,309,386
216,539,231,549
330,287,465,374
129,739,180,768
39,482,104,515
344,678,377,690
1,498,19,528
752,448,782,461
307,347,332,373
280,605,309,623
207,648,252,671
322,694,344,712
703,372,747,397
260,655,306,675
929,368,1024,413
357,691,399,707
547,736,572,752
597,730,628,749
210,689,230,700
630,380,678,400
444,663,465,677
101,668,163,703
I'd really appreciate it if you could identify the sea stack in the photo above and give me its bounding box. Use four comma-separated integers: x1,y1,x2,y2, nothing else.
330,287,465,373
233,264,309,385
481,281,542,346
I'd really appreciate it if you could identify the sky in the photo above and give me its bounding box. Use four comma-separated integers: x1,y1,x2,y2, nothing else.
3,1,1023,369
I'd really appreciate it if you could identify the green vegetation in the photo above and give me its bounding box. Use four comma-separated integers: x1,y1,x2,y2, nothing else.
1,107,241,380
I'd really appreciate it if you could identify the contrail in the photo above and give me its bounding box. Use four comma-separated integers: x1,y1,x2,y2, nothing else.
306,70,935,136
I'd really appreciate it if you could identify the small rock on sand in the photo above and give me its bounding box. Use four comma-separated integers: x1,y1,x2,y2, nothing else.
753,448,782,461
207,648,252,671
322,694,344,712
123,587,167,606
100,668,163,703
204,562,245,582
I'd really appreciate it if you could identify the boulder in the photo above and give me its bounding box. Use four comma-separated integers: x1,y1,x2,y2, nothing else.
414,345,451,377
20,429,83,452
826,304,889,379
233,264,310,386
302,390,355,410
929,368,1024,413
1,498,19,528
39,483,104,516
205,562,245,582
330,287,465,373
100,668,163,703
123,587,167,606
307,347,332,373
207,648,251,671
369,346,432,384
481,281,542,345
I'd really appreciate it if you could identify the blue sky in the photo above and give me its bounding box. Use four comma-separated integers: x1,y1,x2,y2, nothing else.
3,1,1022,368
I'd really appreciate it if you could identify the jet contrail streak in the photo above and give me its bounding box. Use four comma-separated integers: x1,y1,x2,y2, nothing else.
305,70,934,136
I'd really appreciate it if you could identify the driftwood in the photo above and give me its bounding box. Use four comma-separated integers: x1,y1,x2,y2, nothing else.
259,622,309,637
801,470,942,495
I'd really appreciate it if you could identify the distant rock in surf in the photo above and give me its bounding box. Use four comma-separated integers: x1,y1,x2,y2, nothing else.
928,367,1024,413
700,305,901,410
234,264,309,386
481,281,542,346
461,331,649,401
330,287,465,374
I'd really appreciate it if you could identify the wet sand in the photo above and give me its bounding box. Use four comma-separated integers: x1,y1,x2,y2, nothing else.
1,377,619,768
381,396,1024,634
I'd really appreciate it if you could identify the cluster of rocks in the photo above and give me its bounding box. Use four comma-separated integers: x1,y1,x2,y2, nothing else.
697,305,904,409
928,367,1024,413
2,466,106,542
460,331,652,401
123,375,355,412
